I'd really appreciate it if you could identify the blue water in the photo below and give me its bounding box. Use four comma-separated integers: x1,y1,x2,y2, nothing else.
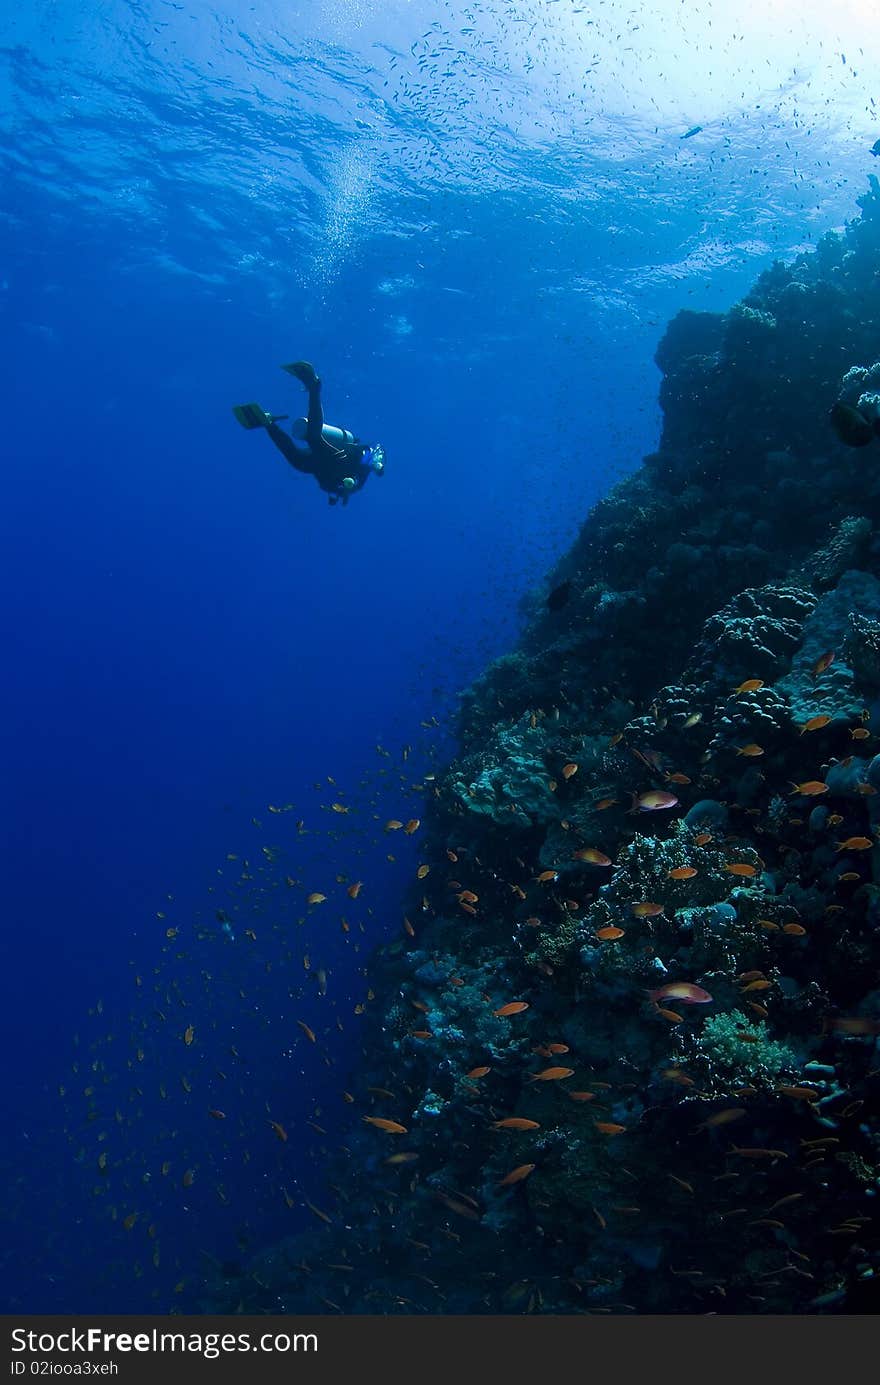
2,0,877,1312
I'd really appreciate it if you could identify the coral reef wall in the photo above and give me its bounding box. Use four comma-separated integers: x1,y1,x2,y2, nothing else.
217,183,880,1315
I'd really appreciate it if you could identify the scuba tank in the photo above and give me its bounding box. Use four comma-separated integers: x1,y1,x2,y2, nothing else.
291,417,357,449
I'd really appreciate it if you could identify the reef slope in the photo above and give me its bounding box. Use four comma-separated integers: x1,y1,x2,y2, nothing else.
218,183,880,1315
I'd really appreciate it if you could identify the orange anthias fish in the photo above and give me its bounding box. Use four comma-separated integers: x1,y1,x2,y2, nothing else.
812,650,835,678
561,763,579,780
594,1121,626,1135
527,1066,574,1082
800,715,832,733
493,1001,529,1017
573,848,612,866
633,790,679,812
498,1163,536,1186
826,1016,880,1036
631,901,664,917
836,837,873,851
668,866,698,880
434,1194,481,1223
724,862,758,877
669,1174,695,1193
776,1086,819,1102
736,744,765,757
789,781,828,797
363,1117,408,1134
493,1118,541,1131
466,1066,491,1079
696,1108,746,1130
596,926,625,941
648,982,713,1005
733,679,764,694
729,1146,788,1160
662,1068,694,1086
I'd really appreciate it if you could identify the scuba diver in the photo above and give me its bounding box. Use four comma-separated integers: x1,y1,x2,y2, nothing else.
233,361,385,506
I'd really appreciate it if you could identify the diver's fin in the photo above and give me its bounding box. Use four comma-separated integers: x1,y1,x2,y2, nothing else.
232,402,274,430
281,361,320,389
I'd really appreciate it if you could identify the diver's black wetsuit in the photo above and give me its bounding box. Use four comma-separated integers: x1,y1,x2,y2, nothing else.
266,375,372,506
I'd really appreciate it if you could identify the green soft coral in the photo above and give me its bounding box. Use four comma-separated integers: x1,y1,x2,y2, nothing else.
695,1009,799,1086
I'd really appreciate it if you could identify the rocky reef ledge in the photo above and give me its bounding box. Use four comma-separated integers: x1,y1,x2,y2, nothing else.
218,182,880,1315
